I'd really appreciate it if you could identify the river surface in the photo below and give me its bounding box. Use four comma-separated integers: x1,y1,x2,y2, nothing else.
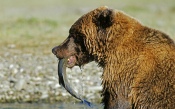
0,103,103,109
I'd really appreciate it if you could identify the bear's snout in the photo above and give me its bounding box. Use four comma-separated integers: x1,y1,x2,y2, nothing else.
52,46,58,55
52,46,66,59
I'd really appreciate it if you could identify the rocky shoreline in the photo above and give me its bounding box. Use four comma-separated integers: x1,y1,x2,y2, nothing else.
0,47,102,103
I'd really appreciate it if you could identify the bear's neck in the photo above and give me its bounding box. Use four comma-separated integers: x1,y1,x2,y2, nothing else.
101,41,142,99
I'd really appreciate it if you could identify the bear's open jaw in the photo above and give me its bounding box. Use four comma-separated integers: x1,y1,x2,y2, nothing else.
66,55,76,68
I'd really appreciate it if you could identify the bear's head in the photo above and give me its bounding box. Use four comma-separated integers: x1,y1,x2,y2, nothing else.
52,6,140,67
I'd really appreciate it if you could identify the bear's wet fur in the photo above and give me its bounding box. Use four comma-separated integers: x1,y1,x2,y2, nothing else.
52,6,175,109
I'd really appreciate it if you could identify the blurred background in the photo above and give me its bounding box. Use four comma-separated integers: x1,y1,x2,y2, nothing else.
0,0,174,108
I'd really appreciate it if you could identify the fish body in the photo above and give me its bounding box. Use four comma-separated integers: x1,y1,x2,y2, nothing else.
58,58,93,107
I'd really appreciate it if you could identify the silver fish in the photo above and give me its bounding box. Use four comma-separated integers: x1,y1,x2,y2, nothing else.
58,58,93,107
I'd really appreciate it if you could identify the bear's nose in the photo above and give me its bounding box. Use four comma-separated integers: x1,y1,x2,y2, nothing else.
52,47,57,55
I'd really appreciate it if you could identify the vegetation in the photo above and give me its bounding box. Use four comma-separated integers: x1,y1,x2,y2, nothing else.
0,0,174,54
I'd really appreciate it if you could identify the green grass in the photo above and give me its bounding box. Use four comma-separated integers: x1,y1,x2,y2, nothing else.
0,0,175,54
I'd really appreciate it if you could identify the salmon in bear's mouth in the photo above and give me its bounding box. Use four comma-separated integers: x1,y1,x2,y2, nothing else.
66,55,76,68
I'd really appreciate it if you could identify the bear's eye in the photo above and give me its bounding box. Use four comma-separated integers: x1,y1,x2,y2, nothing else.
74,37,82,43
73,33,85,43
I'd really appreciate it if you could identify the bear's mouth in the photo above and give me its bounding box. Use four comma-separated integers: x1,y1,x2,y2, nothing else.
66,55,77,68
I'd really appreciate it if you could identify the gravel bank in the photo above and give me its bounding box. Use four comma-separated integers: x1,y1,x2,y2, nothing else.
0,46,102,103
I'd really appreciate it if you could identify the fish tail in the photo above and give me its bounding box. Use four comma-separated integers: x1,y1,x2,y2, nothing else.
81,99,93,108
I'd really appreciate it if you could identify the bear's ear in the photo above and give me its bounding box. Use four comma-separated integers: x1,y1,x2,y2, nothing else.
93,8,114,28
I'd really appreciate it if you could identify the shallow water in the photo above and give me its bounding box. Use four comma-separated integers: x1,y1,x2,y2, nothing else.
0,103,103,109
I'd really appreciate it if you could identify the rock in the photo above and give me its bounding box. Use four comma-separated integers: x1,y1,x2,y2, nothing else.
0,48,102,103
14,79,26,91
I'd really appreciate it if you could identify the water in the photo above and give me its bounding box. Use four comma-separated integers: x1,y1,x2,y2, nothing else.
0,103,103,109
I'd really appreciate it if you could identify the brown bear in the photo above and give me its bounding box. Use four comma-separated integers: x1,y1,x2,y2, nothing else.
52,6,175,109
